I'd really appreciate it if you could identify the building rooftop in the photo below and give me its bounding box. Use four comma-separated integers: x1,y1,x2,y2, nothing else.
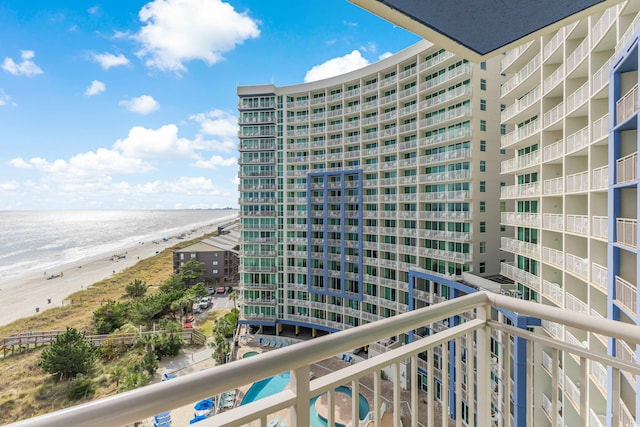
348,0,620,61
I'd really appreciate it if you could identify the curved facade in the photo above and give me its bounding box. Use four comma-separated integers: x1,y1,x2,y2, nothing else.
237,40,507,335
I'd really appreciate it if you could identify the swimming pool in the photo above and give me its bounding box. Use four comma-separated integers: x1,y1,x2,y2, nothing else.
241,373,369,427
242,351,259,358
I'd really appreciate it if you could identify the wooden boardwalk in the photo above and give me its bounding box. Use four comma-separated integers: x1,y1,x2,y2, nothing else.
0,329,206,357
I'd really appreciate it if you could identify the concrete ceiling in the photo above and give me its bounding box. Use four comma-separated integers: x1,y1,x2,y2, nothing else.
349,0,623,62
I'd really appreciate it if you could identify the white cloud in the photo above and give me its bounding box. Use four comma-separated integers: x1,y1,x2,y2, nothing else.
113,124,194,158
9,158,32,169
189,109,237,138
88,5,100,14
0,89,11,106
10,150,154,178
191,155,237,169
85,80,106,96
91,52,130,70
134,0,260,73
119,95,159,114
304,50,370,82
2,50,44,77
378,52,393,61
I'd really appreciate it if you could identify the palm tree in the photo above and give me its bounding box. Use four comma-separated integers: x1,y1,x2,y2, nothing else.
228,291,238,310
209,333,230,364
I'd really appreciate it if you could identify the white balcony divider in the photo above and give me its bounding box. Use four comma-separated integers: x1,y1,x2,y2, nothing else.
501,120,541,149
12,292,640,427
617,12,640,54
544,65,564,94
501,85,541,122
592,6,616,45
592,59,612,95
616,84,639,125
501,53,541,97
542,279,563,306
501,40,534,72
501,182,541,199
616,218,638,248
565,293,589,315
543,102,564,127
566,82,589,113
616,152,638,184
544,28,564,60
566,37,589,72
500,150,541,174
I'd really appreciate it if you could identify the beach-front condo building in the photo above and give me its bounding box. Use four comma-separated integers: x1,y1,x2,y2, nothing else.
497,2,640,425
236,40,513,421
237,40,506,335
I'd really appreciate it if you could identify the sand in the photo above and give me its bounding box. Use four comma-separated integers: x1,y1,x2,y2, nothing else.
0,219,233,327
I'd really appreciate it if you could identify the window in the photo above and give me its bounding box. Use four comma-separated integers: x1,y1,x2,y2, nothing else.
480,99,486,111
480,79,486,90
500,124,506,135
480,181,486,192
480,120,486,131
500,149,506,155
212,261,218,265
500,224,506,232
479,201,486,212
480,221,486,233
480,61,486,70
212,269,218,274
480,241,486,253
480,160,486,172
479,262,486,273
480,140,486,152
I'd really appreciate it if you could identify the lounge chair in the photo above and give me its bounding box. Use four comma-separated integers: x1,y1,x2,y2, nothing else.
283,338,289,347
222,399,235,409
263,337,269,347
153,421,171,427
163,372,177,380
270,337,276,347
347,356,353,363
275,338,282,348
267,415,280,427
258,337,263,345
154,413,170,423
341,354,347,362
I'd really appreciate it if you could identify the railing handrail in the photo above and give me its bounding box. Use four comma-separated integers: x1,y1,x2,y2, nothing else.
11,291,640,427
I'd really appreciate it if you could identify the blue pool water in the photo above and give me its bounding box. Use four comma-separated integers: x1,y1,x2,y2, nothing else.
241,373,369,427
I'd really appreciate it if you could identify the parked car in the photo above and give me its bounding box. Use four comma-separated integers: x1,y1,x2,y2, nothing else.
217,286,227,295
227,286,233,294
207,287,215,295
199,296,211,309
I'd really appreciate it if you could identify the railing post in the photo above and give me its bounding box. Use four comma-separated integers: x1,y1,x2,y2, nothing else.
410,354,418,427
374,368,382,427
475,304,491,427
392,363,401,426
290,366,310,427
352,378,360,426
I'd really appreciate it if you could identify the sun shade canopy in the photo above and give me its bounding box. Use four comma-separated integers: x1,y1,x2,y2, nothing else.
349,0,621,62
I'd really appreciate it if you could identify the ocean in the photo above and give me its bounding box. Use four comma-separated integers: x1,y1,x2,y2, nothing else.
0,210,238,282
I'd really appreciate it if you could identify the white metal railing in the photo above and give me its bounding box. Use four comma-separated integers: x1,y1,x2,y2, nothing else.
542,279,563,306
13,292,640,427
566,37,589,72
566,214,589,235
501,53,541,97
592,165,609,190
592,6,616,45
566,171,588,193
566,253,588,279
543,139,564,162
615,275,637,318
616,152,637,184
500,150,541,174
565,126,589,154
592,113,609,142
617,12,640,54
501,182,541,199
566,82,589,113
544,64,564,94
591,263,608,293
543,102,563,127
592,216,608,240
617,217,638,248
501,211,540,227
501,120,541,149
544,28,564,60
592,58,612,95
501,237,541,258
542,247,564,269
543,177,564,195
543,213,563,231
616,84,639,125
565,293,589,315
501,40,534,72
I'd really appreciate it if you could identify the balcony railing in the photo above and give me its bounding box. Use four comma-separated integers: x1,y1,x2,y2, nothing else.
617,217,638,248
14,292,640,427
615,275,637,318
616,152,637,184
616,84,639,125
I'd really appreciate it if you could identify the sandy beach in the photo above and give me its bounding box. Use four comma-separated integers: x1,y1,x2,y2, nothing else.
0,219,233,327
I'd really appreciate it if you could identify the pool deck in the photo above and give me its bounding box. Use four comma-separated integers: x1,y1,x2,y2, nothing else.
150,329,445,427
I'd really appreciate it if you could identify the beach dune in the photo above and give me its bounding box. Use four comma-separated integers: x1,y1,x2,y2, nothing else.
0,222,226,327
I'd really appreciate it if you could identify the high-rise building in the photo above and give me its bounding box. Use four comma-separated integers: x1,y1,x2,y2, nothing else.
498,2,640,424
237,39,506,335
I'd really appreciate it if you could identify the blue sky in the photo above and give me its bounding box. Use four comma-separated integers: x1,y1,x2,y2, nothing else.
0,0,419,210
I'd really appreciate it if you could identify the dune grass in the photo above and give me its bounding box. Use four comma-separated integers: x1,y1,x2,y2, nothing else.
0,232,220,424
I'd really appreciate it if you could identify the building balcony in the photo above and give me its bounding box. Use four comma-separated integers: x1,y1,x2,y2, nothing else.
501,181,540,199
616,152,637,184
17,292,640,427
615,275,637,318
616,84,638,125
500,150,540,174
617,217,638,248
501,211,541,227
